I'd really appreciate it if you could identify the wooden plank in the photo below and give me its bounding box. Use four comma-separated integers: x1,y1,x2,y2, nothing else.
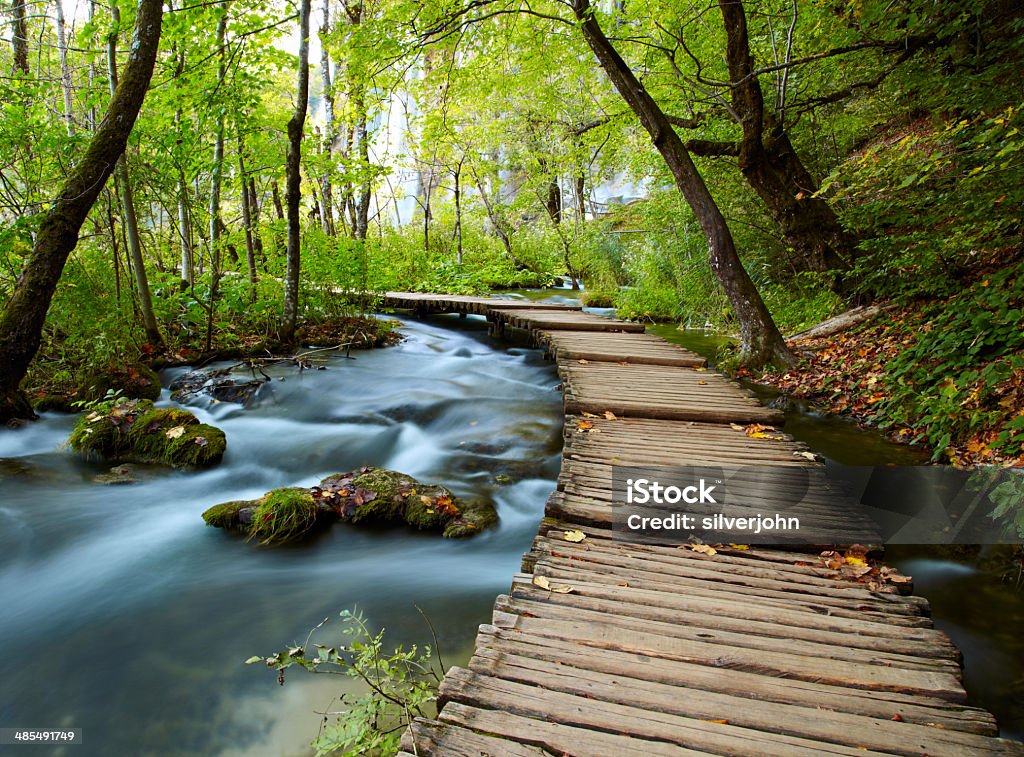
493,594,959,673
507,575,956,655
439,702,708,757
488,614,965,699
540,330,707,367
468,650,1018,755
473,625,998,734
440,668,896,757
401,718,551,756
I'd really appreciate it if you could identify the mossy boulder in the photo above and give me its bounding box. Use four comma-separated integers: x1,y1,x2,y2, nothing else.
81,363,162,402
202,467,497,544
68,399,225,467
314,467,497,537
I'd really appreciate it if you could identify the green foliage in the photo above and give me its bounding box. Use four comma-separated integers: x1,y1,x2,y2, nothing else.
987,471,1024,540
249,488,319,545
871,261,1024,459
248,609,440,757
823,105,1024,300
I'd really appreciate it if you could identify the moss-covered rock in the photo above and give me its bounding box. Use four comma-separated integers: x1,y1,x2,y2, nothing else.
202,488,324,545
201,500,252,530
68,399,225,467
81,363,162,402
315,467,497,537
202,467,497,544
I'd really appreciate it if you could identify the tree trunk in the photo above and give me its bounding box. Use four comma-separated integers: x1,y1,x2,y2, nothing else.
281,0,311,343
572,0,793,368
108,8,163,350
247,176,265,266
9,0,28,74
271,179,285,220
238,133,258,300
205,9,228,352
0,0,164,422
718,0,853,282
353,101,371,240
319,0,336,237
453,157,463,265
545,176,562,225
54,0,75,133
177,173,193,288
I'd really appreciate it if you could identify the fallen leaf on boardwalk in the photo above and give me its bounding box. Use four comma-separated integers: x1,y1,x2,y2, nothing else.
820,550,844,570
727,544,749,550
165,425,186,439
688,544,717,556
794,451,818,461
603,410,617,420
578,359,589,364
562,530,587,542
697,380,708,385
581,411,599,418
532,575,574,593
702,719,729,725
616,582,629,587
729,423,745,431
891,714,904,722
576,420,594,432
744,423,775,435
844,554,868,567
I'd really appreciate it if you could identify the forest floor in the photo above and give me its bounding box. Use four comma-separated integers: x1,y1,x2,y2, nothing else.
748,290,1024,468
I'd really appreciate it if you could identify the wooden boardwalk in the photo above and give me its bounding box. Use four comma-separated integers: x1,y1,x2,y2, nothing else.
381,292,1023,757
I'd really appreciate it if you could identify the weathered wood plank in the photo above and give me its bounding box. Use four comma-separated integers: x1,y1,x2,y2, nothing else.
439,702,708,757
401,718,552,756
440,668,897,757
468,650,1017,755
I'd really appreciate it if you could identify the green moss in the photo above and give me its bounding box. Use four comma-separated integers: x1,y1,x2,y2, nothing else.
202,500,251,529
248,488,319,545
68,399,225,467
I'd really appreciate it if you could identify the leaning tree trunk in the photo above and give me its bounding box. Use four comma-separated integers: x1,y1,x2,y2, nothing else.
281,0,311,343
0,0,164,422
572,0,793,368
718,0,853,281
108,6,164,350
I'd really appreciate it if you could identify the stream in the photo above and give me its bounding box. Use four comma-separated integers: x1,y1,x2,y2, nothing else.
0,315,563,756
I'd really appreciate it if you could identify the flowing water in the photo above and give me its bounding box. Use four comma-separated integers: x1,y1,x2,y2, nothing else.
0,315,563,756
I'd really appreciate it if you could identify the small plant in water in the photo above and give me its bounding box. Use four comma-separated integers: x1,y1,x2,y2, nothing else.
247,609,442,757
